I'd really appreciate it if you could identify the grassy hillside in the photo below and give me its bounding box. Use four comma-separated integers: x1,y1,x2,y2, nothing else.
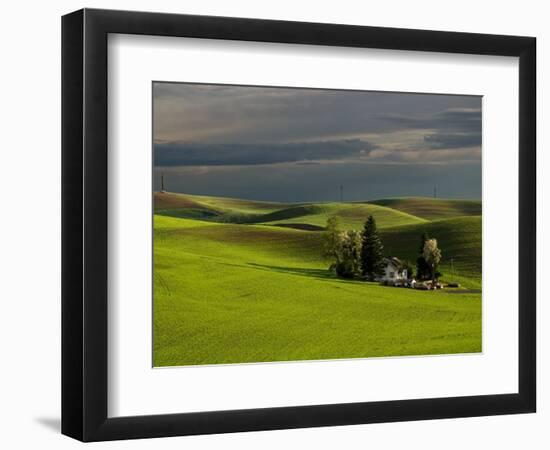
155,216,323,267
368,197,481,220
155,192,284,214
380,216,482,289
154,208,482,366
155,192,428,229
260,203,426,229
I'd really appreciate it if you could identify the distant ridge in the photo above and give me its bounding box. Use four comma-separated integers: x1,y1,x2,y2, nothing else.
154,192,428,229
368,197,481,220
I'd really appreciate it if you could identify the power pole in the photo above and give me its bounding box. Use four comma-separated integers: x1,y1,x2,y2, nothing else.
340,185,343,202
161,173,165,192
433,185,437,198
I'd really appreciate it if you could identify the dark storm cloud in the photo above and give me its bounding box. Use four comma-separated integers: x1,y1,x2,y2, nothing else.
374,107,481,152
154,139,376,166
377,108,481,134
153,83,481,148
423,132,482,150
152,83,482,200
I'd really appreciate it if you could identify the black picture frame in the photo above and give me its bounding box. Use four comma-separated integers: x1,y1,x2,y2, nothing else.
61,8,536,442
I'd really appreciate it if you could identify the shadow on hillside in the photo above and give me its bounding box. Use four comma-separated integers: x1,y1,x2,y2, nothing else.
269,223,325,231
246,263,365,285
156,208,219,220
247,263,331,280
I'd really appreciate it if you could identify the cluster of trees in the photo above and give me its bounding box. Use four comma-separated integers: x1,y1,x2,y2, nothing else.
322,215,389,280
323,216,442,282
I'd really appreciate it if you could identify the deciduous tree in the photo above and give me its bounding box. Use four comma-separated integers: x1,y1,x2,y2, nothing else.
334,230,363,278
423,238,442,283
322,216,341,261
416,232,431,280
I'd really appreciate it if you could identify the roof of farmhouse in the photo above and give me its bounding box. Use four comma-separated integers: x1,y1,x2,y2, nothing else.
383,257,403,269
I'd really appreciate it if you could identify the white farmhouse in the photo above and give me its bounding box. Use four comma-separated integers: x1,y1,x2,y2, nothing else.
380,257,408,283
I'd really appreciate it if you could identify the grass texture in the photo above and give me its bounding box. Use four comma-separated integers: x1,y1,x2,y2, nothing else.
153,194,482,367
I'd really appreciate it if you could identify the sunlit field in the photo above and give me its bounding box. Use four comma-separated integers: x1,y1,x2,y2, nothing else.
153,193,482,367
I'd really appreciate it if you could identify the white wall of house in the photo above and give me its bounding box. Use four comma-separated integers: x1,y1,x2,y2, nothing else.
381,264,407,281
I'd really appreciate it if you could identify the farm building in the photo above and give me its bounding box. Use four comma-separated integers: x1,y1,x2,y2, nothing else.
380,257,408,282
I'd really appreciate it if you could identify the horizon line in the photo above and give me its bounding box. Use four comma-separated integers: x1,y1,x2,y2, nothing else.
153,190,482,204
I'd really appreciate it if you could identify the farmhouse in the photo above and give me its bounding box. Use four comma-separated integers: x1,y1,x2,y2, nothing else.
380,257,408,283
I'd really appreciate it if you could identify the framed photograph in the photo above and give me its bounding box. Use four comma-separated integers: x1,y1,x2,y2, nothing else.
61,8,536,442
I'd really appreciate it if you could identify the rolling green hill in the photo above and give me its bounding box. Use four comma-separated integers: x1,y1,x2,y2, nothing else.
380,216,482,288
153,191,482,366
155,192,428,229
368,197,481,220
155,192,284,214
155,216,324,267
259,203,426,229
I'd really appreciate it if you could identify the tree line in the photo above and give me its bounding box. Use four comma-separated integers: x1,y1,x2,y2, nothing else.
322,215,442,282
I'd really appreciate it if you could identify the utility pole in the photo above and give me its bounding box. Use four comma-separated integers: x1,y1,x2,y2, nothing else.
433,185,437,198
340,185,343,202
161,173,165,192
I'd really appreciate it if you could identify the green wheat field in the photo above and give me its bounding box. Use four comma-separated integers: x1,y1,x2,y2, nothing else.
153,192,482,367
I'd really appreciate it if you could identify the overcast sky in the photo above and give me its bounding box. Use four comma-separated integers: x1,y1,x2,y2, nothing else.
153,82,481,202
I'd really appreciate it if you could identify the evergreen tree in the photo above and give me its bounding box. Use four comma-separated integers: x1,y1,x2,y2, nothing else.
361,215,385,280
416,232,431,280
